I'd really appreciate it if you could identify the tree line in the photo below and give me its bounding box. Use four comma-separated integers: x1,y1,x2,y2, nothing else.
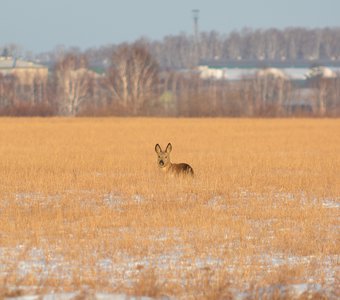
1,27,340,117
80,27,340,69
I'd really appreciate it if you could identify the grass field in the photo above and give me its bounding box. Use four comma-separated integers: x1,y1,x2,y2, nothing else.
0,118,339,299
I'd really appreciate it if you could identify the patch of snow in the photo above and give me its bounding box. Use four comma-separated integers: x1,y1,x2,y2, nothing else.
206,195,227,210
234,283,327,300
322,199,340,209
103,192,124,211
5,293,157,300
132,194,144,204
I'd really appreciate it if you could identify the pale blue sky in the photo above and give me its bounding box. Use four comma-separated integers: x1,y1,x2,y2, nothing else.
1,0,339,53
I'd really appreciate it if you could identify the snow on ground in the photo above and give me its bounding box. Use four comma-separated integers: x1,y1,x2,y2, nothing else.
3,283,335,300
5,293,157,300
2,191,339,299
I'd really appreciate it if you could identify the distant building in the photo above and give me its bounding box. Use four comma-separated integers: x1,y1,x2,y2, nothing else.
306,66,337,79
256,68,288,79
0,56,48,85
197,59,340,81
197,65,227,80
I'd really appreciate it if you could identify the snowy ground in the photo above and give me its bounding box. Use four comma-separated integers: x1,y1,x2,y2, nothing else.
5,293,157,300
1,192,339,299
3,283,336,300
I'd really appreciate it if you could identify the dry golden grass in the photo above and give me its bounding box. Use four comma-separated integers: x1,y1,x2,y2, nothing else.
0,118,339,299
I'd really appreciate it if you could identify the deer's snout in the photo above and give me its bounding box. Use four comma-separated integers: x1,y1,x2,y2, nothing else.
159,160,164,167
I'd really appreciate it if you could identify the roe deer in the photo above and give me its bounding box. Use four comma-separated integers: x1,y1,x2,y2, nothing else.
155,143,194,177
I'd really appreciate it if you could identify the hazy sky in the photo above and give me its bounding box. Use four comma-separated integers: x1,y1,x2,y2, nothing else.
1,0,339,53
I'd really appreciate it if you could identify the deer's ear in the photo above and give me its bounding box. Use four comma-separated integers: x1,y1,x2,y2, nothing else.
166,143,172,154
155,144,162,154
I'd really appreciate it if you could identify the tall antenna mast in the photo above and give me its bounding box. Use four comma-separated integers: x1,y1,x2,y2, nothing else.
192,9,200,42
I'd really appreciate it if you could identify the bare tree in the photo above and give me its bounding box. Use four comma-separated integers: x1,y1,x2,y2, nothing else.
106,43,159,114
0,74,18,109
54,53,94,116
311,77,340,116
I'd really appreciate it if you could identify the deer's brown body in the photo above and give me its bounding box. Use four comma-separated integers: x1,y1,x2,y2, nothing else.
155,143,194,177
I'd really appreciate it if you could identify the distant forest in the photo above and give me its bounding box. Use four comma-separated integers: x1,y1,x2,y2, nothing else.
80,27,340,69
3,27,339,69
1,27,340,117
